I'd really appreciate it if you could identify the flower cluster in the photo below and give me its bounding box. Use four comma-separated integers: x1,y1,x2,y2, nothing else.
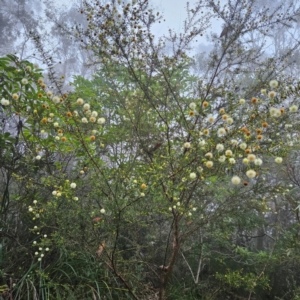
1,98,9,106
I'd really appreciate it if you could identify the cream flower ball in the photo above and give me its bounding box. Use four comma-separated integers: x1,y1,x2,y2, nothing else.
246,169,256,178
231,176,241,185
190,172,197,180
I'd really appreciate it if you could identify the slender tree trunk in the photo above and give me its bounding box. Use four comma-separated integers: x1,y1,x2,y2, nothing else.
159,216,180,300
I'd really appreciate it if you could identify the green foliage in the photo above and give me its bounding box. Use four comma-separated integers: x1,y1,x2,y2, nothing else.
1,0,300,299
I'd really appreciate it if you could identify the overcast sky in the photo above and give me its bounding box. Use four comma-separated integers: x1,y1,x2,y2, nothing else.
152,0,196,35
151,0,224,56
148,0,222,55
57,0,223,44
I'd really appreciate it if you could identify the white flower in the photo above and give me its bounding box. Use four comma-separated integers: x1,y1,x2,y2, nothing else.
269,80,278,89
239,98,245,104
97,117,106,124
261,89,267,95
231,139,238,146
46,248,49,251
52,96,60,104
47,91,53,97
270,107,281,117
229,158,236,164
217,127,226,137
206,161,213,168
225,150,233,156
83,103,90,110
192,207,197,211
199,140,206,147
35,155,41,160
0,98,9,106
77,98,84,105
275,157,283,164
81,117,88,123
184,142,191,149
273,109,281,117
100,208,106,214
254,158,263,166
141,193,145,197
33,241,37,244
239,142,247,150
177,202,181,206
52,191,57,196
21,78,28,84
247,154,256,162
218,155,226,163
190,172,196,180
28,207,33,212
205,152,213,159
231,176,241,185
35,252,39,255
91,111,98,117
44,234,47,238
70,183,76,189
33,200,37,204
53,122,59,127
197,166,203,172
189,102,196,110
202,129,210,136
73,197,79,201
38,258,42,261
289,105,298,113
226,117,233,125
207,116,215,123
55,136,60,140
246,169,256,179
216,144,224,152
268,91,276,98
12,93,19,100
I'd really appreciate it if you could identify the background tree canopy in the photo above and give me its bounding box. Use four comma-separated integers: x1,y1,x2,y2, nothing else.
1,0,300,299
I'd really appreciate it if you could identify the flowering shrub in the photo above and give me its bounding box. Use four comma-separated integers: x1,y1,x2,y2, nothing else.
1,50,299,299
1,0,300,299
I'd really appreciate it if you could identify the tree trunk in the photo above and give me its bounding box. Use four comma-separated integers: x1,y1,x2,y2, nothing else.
159,216,180,300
